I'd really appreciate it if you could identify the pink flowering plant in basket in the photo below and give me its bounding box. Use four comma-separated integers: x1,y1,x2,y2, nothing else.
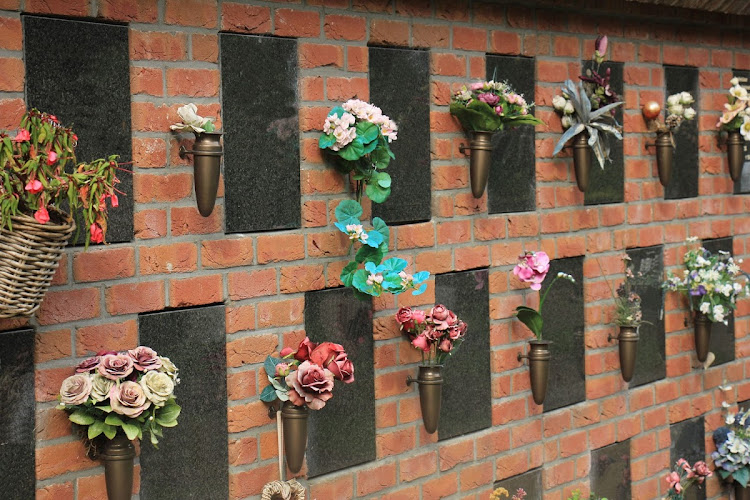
261,337,354,410
0,109,123,246
57,347,180,447
396,305,468,365
512,251,576,340
450,78,543,132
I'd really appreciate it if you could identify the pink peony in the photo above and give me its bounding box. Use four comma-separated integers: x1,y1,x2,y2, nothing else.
327,352,354,383
513,251,550,290
25,179,43,194
411,334,430,352
294,337,317,362
478,92,500,106
109,381,151,418
75,356,101,373
34,206,50,224
98,353,134,380
90,223,104,244
285,361,334,410
14,129,30,142
128,346,162,371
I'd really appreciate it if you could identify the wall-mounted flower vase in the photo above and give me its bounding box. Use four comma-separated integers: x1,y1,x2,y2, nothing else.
518,340,551,405
459,131,494,198
406,365,443,434
180,132,223,217
611,326,639,382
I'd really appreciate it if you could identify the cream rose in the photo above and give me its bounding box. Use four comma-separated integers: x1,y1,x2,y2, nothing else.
140,371,175,407
158,356,179,382
110,381,151,418
59,374,92,405
90,374,114,403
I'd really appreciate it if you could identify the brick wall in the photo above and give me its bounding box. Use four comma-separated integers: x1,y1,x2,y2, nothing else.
2,0,750,499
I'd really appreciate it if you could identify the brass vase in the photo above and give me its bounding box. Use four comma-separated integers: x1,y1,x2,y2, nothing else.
572,133,591,192
694,312,712,363
406,365,443,434
735,481,750,500
518,340,551,405
727,130,745,182
616,326,639,383
180,132,223,217
655,131,674,186
281,401,308,474
461,131,494,198
100,433,135,500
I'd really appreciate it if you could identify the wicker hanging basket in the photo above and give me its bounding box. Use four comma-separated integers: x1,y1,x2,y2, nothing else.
0,212,75,318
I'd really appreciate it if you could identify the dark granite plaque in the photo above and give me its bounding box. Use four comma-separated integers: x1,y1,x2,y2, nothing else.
592,440,631,500
702,237,735,366
0,328,35,500
493,468,542,498
221,34,300,233
583,61,624,205
543,256,585,412
486,55,536,213
435,269,492,440
670,417,706,500
139,305,228,499
305,287,374,477
732,70,750,194
24,16,133,244
627,246,666,387
664,66,699,200
370,47,431,224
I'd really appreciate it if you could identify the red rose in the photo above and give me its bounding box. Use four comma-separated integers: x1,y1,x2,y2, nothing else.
327,352,354,383
395,307,415,330
294,337,318,362
411,334,430,352
285,361,334,410
429,304,457,330
309,342,345,367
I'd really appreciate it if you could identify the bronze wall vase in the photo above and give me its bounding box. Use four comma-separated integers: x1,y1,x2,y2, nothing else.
281,401,308,474
736,482,750,500
459,131,494,198
572,133,590,192
100,434,135,500
693,312,711,363
180,132,223,217
655,131,674,186
611,326,639,382
518,340,551,405
406,365,443,434
727,130,745,182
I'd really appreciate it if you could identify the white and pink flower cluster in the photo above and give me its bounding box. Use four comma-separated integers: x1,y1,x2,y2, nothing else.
453,80,533,118
342,99,398,143
59,347,179,418
718,77,750,139
323,111,357,151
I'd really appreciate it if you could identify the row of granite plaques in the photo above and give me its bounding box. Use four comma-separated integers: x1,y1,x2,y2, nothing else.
2,238,735,497
20,16,750,246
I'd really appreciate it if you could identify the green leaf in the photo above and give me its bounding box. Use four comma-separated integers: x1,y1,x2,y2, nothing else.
260,384,278,402
157,403,181,423
355,245,384,265
735,467,750,487
104,414,125,427
374,171,391,188
319,134,336,149
339,140,365,161
98,405,113,413
341,261,359,287
69,410,96,426
120,422,139,440
156,417,178,427
355,121,379,143
102,423,117,440
203,121,215,133
335,200,363,224
365,182,390,204
515,306,543,338
87,419,106,439
264,356,281,378
370,145,391,170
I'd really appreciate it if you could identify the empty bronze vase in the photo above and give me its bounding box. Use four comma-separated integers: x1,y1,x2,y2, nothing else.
655,132,674,186
281,401,308,474
100,434,135,500
518,340,551,405
572,133,591,192
694,312,711,363
461,131,494,198
727,130,745,182
406,365,443,434
615,327,639,383
735,481,750,500
180,132,223,217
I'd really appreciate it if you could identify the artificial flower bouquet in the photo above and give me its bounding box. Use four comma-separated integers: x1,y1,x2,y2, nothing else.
712,408,750,487
0,109,122,246
643,92,696,146
664,238,749,325
717,77,750,138
396,305,467,365
664,458,712,499
170,103,216,134
490,487,527,500
260,337,354,410
319,99,397,204
57,347,180,446
604,255,648,328
552,35,624,169
512,251,576,340
449,79,543,132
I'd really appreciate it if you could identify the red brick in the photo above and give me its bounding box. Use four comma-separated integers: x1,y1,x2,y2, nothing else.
324,14,366,41
275,9,319,37
140,242,198,274
0,57,23,92
171,206,222,236
134,172,193,202
37,288,100,326
35,329,72,363
257,234,305,263
0,17,22,50
166,68,219,97
326,76,369,101
413,23,450,48
431,53,466,77
134,209,167,240
132,137,166,167
280,265,325,293
37,440,93,480
192,34,218,62
229,463,278,499
377,428,416,458
130,31,186,61
221,3,270,33
453,26,487,51
370,19,409,46
105,281,165,315
26,0,87,16
169,274,223,307
202,238,254,269
98,0,159,23
0,98,25,129
73,248,135,283
310,475,354,500
227,334,278,368
229,268,277,300
348,46,368,71
440,439,474,471
357,462,397,496
165,0,217,28
76,320,138,355
257,298,304,327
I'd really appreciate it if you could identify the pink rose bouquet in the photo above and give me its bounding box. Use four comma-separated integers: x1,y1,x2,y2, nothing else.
396,304,468,366
512,251,575,340
450,79,543,132
664,458,712,499
57,346,180,446
261,337,354,410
